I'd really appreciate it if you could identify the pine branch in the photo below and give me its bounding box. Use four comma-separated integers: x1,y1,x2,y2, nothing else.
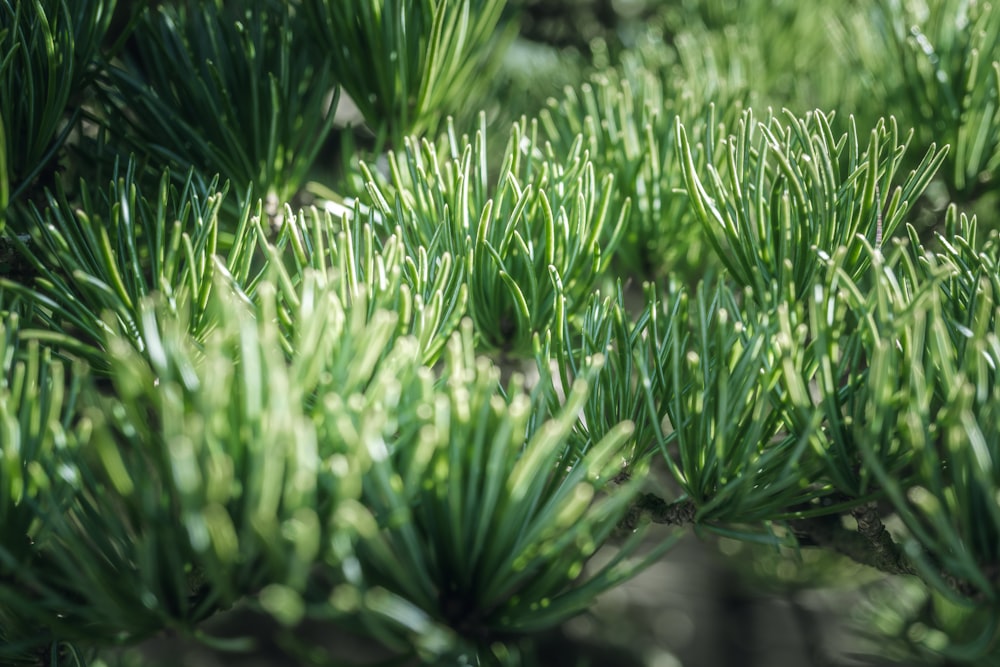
360,113,628,355
790,506,914,577
676,108,946,307
105,0,339,206
0,0,115,217
268,203,467,367
300,0,511,149
871,0,1000,200
0,161,258,370
623,493,917,579
619,494,697,531
539,31,746,280
851,503,914,575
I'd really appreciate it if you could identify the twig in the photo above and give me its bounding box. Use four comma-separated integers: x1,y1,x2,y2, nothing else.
619,494,697,532
850,502,913,575
623,494,916,578
790,505,914,576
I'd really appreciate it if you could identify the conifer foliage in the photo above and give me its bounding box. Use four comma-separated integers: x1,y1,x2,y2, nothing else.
3,1,1000,665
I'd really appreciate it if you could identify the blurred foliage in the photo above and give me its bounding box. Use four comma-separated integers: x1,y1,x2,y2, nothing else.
855,577,1000,665
510,0,624,53
301,0,512,151
540,29,743,281
0,0,116,225
866,0,1000,203
104,0,339,207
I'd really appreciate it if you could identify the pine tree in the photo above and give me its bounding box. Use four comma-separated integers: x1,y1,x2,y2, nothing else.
2,1,1000,665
